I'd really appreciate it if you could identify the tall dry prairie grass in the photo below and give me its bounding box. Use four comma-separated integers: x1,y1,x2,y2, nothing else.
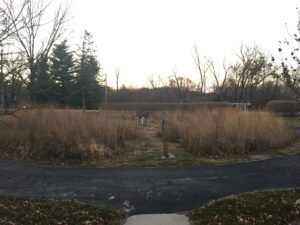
0,109,138,161
158,108,296,156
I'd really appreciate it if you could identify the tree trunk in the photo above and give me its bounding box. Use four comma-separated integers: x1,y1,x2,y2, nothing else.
81,88,86,110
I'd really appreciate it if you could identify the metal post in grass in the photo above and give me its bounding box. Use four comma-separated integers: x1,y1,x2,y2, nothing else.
161,119,169,159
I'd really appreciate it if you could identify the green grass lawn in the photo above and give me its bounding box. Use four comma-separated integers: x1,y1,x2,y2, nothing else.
189,189,300,225
285,117,300,126
117,140,300,167
0,196,124,225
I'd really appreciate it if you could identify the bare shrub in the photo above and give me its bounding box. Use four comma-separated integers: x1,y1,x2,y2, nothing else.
0,109,138,161
160,108,296,156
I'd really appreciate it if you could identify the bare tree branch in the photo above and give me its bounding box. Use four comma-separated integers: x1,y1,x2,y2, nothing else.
10,0,70,99
0,0,29,43
229,43,276,102
193,44,209,94
209,58,231,100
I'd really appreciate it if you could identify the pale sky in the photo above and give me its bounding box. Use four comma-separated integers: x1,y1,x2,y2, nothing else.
67,0,300,88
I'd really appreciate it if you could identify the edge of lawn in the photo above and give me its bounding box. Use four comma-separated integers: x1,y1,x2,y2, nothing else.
0,138,300,169
188,188,300,225
0,195,125,225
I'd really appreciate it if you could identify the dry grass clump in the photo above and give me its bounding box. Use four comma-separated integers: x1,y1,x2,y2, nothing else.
0,109,138,162
159,108,296,156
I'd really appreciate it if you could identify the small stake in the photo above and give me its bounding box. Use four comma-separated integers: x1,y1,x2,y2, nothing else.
161,119,169,159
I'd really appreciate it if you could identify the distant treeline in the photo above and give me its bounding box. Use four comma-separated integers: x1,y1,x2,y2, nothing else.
100,102,232,111
102,82,293,109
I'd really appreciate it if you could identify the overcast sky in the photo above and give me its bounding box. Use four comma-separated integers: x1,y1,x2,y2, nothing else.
68,0,300,88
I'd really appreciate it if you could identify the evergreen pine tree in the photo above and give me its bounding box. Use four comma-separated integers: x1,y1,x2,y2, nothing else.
50,40,75,106
76,31,102,109
34,56,53,104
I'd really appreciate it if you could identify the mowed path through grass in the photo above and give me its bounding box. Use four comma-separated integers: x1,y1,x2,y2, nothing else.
110,116,300,167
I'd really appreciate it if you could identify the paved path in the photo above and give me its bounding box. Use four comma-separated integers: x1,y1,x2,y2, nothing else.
0,153,300,215
124,214,190,225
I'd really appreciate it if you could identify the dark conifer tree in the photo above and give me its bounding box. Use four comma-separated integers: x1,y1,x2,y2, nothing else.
34,56,53,104
76,31,102,109
50,40,75,106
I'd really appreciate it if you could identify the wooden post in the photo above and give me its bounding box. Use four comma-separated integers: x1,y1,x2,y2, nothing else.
161,119,169,159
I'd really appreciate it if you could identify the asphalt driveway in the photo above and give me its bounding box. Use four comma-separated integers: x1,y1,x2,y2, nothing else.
0,153,299,215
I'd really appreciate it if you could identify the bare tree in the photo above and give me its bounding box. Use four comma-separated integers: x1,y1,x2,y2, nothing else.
3,54,27,107
0,0,29,43
168,68,196,102
277,7,300,98
209,59,231,101
0,0,29,112
193,45,209,95
229,44,277,102
115,65,120,92
148,74,158,89
8,0,69,100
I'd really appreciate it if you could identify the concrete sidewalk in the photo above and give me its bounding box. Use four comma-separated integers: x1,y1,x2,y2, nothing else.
124,214,190,225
